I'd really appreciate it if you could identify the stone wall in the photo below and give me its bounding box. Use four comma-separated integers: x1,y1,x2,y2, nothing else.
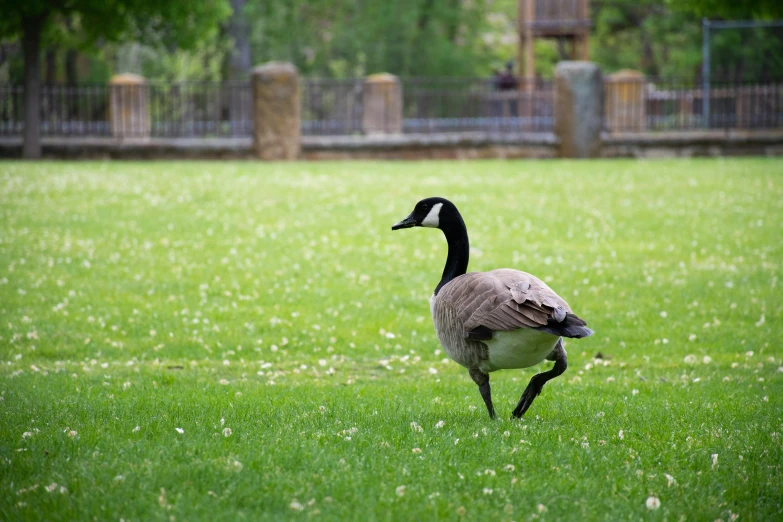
2,130,781,160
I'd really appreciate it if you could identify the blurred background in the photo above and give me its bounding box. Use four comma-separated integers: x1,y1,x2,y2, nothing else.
1,0,782,159
1,0,782,83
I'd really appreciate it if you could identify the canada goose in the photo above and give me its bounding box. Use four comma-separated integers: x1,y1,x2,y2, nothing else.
392,197,593,419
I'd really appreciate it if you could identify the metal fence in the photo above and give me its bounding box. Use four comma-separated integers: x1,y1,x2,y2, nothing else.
3,76,782,139
301,78,364,135
604,76,783,133
0,82,253,138
0,84,112,136
403,77,554,133
148,82,252,137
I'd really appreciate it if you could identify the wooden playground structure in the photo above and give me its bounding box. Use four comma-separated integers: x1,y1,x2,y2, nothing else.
518,0,591,78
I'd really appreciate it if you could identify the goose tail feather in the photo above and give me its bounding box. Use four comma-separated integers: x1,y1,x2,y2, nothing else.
535,313,594,339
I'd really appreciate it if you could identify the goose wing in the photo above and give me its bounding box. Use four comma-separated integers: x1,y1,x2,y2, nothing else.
437,269,592,340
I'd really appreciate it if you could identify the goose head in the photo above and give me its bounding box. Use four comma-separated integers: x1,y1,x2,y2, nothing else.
391,197,458,231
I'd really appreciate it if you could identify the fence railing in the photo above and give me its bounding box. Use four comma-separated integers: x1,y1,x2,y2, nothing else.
301,78,364,136
0,82,253,138
604,76,783,133
148,82,252,137
3,77,783,140
403,77,554,133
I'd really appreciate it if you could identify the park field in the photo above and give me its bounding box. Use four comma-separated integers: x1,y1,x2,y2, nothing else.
1,159,781,521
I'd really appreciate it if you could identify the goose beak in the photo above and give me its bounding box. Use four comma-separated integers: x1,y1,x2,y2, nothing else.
392,214,417,231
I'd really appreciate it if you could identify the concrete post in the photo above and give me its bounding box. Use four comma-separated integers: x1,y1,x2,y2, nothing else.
362,73,402,135
251,62,300,160
554,62,603,158
110,74,150,138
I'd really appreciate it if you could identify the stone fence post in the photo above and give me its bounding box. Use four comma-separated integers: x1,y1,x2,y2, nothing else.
605,69,646,133
555,62,603,158
362,73,402,135
110,74,150,139
251,62,300,160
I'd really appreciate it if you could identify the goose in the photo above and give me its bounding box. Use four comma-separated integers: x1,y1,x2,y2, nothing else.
392,197,593,419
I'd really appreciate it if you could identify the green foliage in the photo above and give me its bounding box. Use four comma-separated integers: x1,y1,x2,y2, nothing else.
0,0,231,50
1,0,781,81
0,159,782,520
591,0,703,77
245,0,503,77
668,0,783,19
106,36,232,81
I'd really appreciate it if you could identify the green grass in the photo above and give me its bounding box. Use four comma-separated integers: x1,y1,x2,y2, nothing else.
1,159,781,521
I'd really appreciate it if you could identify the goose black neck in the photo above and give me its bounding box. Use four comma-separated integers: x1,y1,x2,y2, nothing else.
434,214,469,295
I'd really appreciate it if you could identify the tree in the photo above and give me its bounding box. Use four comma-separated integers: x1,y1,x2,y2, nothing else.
225,0,251,81
244,0,496,78
0,0,231,159
668,0,783,20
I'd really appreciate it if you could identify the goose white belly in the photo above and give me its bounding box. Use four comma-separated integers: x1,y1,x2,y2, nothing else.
479,329,559,373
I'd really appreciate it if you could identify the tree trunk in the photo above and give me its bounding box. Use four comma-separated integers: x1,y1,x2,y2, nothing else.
65,50,78,84
228,0,251,79
227,0,251,135
22,16,44,159
65,49,78,119
45,49,56,83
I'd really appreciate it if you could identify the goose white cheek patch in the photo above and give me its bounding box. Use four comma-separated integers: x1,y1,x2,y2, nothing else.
421,203,443,228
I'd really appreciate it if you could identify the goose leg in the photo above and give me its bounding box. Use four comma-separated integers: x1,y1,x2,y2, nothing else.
511,339,567,419
469,368,496,419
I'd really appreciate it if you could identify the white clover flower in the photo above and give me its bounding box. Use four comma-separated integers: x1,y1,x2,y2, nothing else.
395,485,406,497
618,430,625,440
223,428,232,437
435,420,445,429
645,496,661,510
412,448,422,454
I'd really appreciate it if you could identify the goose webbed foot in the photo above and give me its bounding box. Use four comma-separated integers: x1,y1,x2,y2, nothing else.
511,339,568,419
468,368,496,419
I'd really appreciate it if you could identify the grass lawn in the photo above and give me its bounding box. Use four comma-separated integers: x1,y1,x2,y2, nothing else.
1,158,781,521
